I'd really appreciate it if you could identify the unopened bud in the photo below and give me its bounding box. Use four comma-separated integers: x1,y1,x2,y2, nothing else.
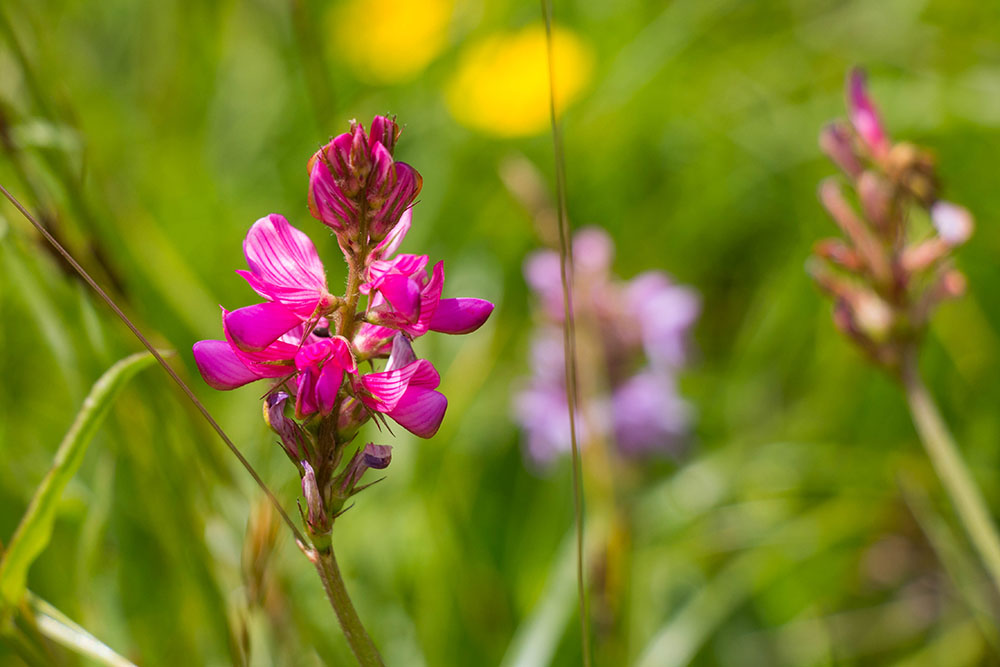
339,443,392,496
369,162,422,241
264,392,307,461
819,122,862,178
848,68,890,158
857,171,893,237
814,238,863,272
853,291,893,342
369,115,400,155
301,461,327,533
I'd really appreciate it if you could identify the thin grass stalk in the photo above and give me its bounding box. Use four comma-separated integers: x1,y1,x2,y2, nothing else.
901,345,1000,595
0,183,308,548
539,1,591,663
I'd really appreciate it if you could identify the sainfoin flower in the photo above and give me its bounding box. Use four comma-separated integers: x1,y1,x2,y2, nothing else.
192,116,494,535
513,226,699,467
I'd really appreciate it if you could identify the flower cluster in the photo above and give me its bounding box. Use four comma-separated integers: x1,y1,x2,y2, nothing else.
193,117,493,535
513,227,699,467
811,70,973,370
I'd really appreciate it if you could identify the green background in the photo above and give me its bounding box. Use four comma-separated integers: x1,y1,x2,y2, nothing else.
3,0,1000,664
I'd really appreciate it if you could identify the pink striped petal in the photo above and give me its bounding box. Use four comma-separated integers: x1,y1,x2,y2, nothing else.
242,214,330,317
225,302,302,351
429,298,494,335
193,340,261,390
360,359,439,412
388,387,447,438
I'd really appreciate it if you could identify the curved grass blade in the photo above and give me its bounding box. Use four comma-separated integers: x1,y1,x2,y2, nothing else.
0,351,157,607
22,591,137,667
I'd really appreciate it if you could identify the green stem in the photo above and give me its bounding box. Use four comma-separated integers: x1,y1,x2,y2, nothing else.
312,546,384,667
901,346,1000,594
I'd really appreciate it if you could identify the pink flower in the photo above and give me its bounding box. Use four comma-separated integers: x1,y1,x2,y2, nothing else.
357,335,447,438
848,68,889,158
236,214,335,319
293,336,357,417
361,253,494,343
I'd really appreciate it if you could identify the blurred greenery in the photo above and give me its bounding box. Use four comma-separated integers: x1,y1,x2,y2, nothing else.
3,0,1000,664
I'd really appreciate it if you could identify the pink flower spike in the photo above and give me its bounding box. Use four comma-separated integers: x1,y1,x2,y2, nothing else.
429,298,495,334
224,302,303,351
848,68,889,157
192,340,261,390
238,214,331,318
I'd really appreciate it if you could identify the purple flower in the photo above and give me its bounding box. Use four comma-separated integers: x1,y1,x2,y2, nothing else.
611,371,691,457
514,227,698,468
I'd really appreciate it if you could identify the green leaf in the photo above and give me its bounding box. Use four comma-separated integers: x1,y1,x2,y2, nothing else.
0,351,160,607
22,591,138,667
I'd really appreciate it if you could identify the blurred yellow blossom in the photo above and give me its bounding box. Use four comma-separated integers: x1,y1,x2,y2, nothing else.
329,0,453,83
445,24,593,137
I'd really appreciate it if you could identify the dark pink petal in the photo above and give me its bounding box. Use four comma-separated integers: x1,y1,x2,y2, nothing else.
193,340,261,390
369,115,399,154
314,364,345,415
388,386,447,438
222,309,297,377
225,302,302,351
377,273,422,321
295,370,319,417
429,298,494,335
848,68,889,156
241,215,330,318
406,261,444,337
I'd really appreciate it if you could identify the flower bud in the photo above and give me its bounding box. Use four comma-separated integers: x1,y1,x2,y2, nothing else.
819,122,862,178
338,443,393,496
263,392,307,461
848,68,889,158
369,115,400,155
369,162,422,241
301,461,328,533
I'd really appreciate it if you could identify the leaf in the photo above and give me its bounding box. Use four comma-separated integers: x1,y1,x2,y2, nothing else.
0,351,160,607
24,591,138,667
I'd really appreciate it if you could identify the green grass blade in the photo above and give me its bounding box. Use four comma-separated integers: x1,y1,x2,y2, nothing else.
23,591,137,667
0,350,159,607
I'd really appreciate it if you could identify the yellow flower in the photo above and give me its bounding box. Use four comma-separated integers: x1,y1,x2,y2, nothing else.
446,24,593,137
330,0,453,83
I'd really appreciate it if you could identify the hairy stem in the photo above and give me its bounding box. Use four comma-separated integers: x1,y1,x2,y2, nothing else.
901,346,1000,594
312,546,384,667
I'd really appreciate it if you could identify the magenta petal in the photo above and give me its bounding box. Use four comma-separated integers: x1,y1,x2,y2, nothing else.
848,68,888,155
408,261,444,337
295,370,319,417
378,273,422,322
389,387,447,438
225,302,302,351
243,214,329,317
315,364,345,415
193,340,261,390
429,298,494,335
